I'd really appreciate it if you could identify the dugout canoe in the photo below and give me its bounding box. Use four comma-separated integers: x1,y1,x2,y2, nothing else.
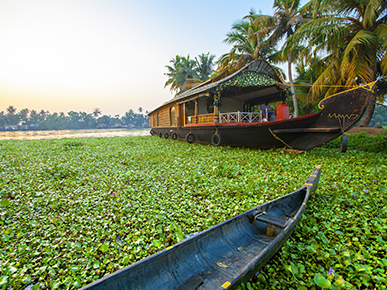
149,59,377,151
81,166,321,290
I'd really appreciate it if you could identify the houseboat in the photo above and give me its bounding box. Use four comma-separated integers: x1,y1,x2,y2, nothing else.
148,59,376,151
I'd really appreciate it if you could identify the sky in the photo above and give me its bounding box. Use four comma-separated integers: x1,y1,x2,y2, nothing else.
0,0,298,117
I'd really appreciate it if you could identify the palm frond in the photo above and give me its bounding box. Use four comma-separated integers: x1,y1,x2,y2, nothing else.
375,24,387,76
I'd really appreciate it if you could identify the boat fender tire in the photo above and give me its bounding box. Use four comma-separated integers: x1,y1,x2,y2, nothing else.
185,133,196,144
211,133,222,146
158,132,163,138
164,133,169,139
340,134,348,153
171,133,178,140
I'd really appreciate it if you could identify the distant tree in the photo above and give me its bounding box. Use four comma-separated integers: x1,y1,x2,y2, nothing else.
18,108,30,125
83,113,97,129
6,105,16,115
29,110,39,124
97,115,112,127
67,111,81,129
93,107,102,118
38,110,49,122
0,111,5,126
122,109,135,125
0,106,147,130
5,105,20,125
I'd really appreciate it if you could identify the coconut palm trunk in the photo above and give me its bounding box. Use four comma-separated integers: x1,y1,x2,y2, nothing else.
288,52,298,118
358,93,377,127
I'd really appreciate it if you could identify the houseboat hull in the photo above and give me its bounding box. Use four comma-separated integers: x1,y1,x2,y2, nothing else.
151,81,376,151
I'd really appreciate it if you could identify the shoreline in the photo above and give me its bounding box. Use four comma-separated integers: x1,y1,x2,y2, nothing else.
0,128,150,140
0,127,385,141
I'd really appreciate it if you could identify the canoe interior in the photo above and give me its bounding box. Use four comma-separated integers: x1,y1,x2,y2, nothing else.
82,167,321,290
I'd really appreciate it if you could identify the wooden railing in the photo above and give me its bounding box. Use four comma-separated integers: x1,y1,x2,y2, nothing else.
185,112,263,125
188,113,214,124
219,111,261,123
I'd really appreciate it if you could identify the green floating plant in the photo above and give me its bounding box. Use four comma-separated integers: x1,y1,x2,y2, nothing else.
0,134,386,289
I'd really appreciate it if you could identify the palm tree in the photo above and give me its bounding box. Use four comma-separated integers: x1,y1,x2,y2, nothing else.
248,0,307,117
195,53,216,81
18,108,30,125
93,108,102,118
38,110,49,122
164,55,198,93
293,56,325,114
287,0,387,126
6,105,16,115
217,14,277,73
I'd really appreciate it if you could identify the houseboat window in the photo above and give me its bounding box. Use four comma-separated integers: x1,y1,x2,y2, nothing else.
170,107,175,126
157,113,160,126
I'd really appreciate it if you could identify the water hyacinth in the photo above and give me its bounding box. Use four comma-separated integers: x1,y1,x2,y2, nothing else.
0,133,386,290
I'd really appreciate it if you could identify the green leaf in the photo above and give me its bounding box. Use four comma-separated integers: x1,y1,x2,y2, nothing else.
74,280,81,288
285,265,293,273
93,261,100,269
153,239,162,248
297,287,308,290
122,256,131,265
0,198,10,207
7,266,17,273
0,276,8,287
70,266,79,272
50,280,61,289
99,243,109,253
314,274,332,288
335,276,346,286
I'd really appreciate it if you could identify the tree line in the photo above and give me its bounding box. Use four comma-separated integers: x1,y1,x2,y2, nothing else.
0,106,149,130
165,0,387,127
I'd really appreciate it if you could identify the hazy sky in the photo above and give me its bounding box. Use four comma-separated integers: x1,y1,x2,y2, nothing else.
0,0,296,116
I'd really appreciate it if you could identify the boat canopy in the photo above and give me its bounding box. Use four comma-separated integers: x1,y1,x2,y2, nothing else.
149,59,290,115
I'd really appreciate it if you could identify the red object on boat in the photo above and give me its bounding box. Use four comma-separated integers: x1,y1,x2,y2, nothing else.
277,104,289,121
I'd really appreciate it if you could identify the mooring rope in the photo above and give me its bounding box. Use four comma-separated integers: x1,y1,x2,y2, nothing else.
268,128,293,150
286,83,358,88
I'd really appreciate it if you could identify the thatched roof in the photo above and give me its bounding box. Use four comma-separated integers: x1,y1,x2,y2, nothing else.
149,59,289,115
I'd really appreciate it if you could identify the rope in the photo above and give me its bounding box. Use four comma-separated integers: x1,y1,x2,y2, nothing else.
287,83,358,88
338,117,346,135
268,128,293,150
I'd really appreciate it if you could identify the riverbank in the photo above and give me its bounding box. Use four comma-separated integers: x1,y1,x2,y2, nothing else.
1,127,385,141
0,128,150,140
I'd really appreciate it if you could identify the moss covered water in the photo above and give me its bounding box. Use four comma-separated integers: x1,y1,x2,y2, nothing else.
0,135,386,289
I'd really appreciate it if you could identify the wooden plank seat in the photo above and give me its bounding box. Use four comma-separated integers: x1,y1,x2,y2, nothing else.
255,214,288,228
